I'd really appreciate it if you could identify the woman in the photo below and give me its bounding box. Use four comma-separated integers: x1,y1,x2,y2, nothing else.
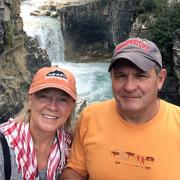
0,66,77,179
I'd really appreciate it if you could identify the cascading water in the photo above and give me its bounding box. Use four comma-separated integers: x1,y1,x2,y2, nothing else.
21,1,64,62
20,0,112,103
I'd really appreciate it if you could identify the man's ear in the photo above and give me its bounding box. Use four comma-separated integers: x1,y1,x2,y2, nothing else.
158,69,167,90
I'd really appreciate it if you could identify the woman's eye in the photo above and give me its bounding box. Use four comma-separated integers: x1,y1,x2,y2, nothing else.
40,94,48,98
58,98,68,103
37,94,50,100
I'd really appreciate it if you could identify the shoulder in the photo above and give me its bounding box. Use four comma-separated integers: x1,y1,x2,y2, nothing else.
160,100,180,121
77,99,115,127
0,142,21,179
161,100,180,111
0,118,16,132
0,135,14,165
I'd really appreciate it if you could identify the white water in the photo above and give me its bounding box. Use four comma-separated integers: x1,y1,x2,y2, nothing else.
20,1,64,62
20,0,112,103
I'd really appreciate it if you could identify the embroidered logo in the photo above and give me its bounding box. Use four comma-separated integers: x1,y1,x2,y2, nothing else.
46,70,67,79
114,39,149,56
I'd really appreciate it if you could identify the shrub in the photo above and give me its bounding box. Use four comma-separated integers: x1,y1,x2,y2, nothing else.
142,0,157,12
150,4,180,69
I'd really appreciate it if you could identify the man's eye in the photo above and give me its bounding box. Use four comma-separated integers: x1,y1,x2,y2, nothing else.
114,73,125,78
136,74,148,78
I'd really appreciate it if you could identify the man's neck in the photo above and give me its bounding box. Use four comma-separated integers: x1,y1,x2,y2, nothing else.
116,99,160,124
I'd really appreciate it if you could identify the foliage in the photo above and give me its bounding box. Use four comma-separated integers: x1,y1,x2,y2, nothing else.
136,0,157,14
141,0,157,12
136,0,169,14
150,4,180,68
154,0,168,10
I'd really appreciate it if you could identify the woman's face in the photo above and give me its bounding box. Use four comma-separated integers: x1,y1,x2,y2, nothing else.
29,88,74,133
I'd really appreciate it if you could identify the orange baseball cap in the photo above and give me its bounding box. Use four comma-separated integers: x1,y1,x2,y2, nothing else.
29,66,77,100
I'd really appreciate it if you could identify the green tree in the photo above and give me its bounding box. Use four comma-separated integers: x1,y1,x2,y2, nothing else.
150,4,180,69
141,0,157,12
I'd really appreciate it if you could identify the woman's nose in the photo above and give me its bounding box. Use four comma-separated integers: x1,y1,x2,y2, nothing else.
47,98,59,110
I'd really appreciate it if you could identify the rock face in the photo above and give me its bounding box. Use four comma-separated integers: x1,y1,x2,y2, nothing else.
57,0,138,62
173,29,180,97
25,36,51,75
0,0,51,122
54,0,180,105
0,0,179,123
0,0,30,122
129,12,180,105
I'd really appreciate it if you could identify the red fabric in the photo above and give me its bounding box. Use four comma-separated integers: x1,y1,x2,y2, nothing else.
0,119,71,179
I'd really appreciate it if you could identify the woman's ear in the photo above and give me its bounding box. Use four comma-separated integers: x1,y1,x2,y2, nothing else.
158,69,167,90
28,94,32,108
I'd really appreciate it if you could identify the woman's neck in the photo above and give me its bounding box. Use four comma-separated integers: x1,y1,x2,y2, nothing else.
30,127,56,170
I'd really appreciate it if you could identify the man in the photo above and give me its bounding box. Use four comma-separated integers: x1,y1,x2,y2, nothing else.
60,38,180,180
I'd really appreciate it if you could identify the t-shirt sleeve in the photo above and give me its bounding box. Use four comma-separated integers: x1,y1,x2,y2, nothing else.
66,110,88,176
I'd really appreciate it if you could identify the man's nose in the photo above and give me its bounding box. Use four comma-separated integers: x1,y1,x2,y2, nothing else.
123,77,137,92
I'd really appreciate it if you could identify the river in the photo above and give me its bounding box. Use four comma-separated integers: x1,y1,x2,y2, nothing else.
20,0,112,104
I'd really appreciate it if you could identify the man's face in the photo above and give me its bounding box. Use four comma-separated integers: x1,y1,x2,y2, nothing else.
111,60,166,116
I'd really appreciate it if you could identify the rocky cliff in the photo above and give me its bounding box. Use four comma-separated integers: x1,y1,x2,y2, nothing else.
173,29,180,98
0,0,179,123
40,0,180,105
129,3,180,105
0,0,50,122
0,0,30,122
56,0,138,62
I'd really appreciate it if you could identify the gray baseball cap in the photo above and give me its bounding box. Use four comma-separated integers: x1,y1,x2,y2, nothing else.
108,38,162,72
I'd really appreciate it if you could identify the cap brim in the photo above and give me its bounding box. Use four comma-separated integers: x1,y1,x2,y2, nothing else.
29,83,77,100
108,52,156,72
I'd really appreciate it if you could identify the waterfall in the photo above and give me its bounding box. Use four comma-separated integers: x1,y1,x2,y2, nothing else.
32,18,65,63
21,0,64,63
20,0,112,103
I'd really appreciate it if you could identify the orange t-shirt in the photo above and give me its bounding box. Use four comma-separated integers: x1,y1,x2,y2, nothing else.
67,99,180,180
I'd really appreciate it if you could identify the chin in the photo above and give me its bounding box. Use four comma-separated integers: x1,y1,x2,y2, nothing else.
40,123,57,131
119,103,142,112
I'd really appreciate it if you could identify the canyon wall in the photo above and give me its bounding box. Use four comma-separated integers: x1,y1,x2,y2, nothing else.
0,0,50,122
53,0,180,104
56,0,138,62
0,0,30,121
0,0,179,123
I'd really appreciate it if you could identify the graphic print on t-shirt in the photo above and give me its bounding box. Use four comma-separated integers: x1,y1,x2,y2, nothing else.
111,149,155,170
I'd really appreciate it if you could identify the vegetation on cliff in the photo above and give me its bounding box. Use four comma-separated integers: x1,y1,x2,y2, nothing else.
150,3,180,70
137,0,180,70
